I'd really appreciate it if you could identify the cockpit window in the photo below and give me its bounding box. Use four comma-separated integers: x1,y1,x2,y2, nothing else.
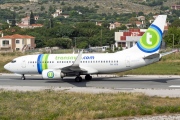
11,60,16,63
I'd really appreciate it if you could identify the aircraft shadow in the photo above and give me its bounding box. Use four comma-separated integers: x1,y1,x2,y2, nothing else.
45,77,180,87
7,76,180,87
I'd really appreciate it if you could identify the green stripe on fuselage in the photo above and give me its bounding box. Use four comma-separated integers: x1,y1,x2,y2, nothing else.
42,54,49,70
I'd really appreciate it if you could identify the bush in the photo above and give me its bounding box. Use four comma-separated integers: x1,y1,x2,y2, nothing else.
155,106,168,114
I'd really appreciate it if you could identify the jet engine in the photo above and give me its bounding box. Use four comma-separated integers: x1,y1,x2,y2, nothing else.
42,69,65,79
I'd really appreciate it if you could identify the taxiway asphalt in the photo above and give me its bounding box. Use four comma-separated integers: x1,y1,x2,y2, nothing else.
1,74,180,98
0,74,180,89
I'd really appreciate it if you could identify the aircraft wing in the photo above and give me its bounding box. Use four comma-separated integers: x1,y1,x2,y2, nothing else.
60,51,98,74
61,51,85,72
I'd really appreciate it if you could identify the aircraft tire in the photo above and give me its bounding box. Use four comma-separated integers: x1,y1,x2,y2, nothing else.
21,76,25,80
85,75,92,81
75,76,82,82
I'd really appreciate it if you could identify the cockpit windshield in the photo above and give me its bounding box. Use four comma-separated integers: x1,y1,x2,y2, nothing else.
11,60,16,63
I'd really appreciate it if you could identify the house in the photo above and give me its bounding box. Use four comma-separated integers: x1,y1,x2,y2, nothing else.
52,9,63,18
115,28,146,49
136,16,145,21
0,34,36,52
18,23,43,29
29,0,38,2
61,14,69,18
171,5,180,10
115,23,168,49
109,22,121,30
96,22,102,26
135,21,142,28
17,16,43,29
125,23,132,29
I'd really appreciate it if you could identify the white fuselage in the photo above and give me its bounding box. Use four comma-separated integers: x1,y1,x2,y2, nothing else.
4,51,159,75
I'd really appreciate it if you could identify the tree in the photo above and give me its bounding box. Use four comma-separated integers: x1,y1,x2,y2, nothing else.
11,12,16,27
164,27,180,48
30,11,35,25
45,38,72,48
170,19,180,27
40,5,45,11
49,5,56,14
0,22,9,30
119,25,127,30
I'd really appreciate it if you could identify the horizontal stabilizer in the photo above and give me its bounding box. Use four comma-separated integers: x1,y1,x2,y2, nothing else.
143,53,160,59
161,49,178,57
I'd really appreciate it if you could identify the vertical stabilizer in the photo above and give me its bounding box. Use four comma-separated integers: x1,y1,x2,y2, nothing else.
136,15,167,53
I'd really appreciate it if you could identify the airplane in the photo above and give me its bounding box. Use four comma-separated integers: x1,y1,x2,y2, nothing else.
4,15,176,82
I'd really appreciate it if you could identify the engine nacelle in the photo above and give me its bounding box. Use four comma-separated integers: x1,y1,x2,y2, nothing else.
42,69,64,79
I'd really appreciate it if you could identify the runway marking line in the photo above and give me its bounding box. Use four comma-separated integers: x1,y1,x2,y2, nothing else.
169,85,180,88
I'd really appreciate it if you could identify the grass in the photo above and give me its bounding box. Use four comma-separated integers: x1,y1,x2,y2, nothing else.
0,90,180,119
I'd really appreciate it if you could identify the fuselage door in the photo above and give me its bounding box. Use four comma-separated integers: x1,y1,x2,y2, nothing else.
21,57,26,68
125,56,131,67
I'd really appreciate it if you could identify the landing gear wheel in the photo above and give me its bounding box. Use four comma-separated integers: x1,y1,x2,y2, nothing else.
21,75,26,80
85,75,92,81
75,76,82,82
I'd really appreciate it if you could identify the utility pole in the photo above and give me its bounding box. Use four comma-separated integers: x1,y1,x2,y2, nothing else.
101,29,102,47
169,34,174,49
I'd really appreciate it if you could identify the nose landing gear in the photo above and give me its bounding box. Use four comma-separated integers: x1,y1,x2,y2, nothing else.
21,74,26,80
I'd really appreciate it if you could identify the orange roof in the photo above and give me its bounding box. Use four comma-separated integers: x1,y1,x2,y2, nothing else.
164,26,168,30
135,21,142,24
1,34,34,39
31,24,43,26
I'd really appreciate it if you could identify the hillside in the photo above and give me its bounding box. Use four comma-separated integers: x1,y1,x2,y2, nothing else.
0,0,179,16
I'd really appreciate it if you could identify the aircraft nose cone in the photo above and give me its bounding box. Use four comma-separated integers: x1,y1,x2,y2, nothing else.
4,63,10,71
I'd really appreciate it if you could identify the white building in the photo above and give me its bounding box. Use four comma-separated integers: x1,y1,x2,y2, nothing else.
29,0,38,2
0,34,36,52
52,9,63,18
115,28,147,49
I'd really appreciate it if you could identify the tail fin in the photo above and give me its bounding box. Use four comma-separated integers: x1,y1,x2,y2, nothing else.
136,15,167,53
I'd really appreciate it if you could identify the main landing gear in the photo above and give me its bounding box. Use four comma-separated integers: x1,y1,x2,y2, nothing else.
21,74,26,80
75,74,92,82
85,74,92,81
75,75,82,82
